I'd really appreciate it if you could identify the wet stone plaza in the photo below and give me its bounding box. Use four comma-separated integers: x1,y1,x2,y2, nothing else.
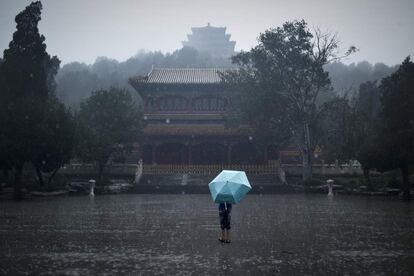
1,194,413,275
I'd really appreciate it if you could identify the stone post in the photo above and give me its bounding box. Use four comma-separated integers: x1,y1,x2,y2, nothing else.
89,179,96,197
327,179,334,196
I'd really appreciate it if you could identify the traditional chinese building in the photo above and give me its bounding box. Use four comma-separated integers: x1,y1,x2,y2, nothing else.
129,68,280,166
127,24,307,168
182,23,236,57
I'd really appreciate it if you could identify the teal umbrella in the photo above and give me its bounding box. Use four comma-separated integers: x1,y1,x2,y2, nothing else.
208,170,252,204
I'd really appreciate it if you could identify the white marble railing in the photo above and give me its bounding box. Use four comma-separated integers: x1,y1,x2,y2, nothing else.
59,163,140,176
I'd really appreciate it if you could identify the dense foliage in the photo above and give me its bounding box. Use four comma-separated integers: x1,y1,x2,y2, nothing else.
76,87,144,183
319,81,382,189
222,20,355,180
377,57,414,199
318,59,414,198
0,1,75,197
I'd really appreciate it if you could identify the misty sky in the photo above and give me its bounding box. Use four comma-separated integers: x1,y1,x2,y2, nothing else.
1,0,413,66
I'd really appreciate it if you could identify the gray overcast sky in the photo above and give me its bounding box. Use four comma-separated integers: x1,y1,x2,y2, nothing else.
1,0,413,65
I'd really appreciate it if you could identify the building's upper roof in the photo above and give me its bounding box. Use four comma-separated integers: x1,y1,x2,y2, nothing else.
182,23,236,57
134,67,231,84
191,23,226,35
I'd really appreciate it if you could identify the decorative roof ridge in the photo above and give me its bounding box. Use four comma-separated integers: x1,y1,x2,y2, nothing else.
191,24,226,30
130,67,238,85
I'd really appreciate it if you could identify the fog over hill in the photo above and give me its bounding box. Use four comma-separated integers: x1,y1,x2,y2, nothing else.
2,0,413,65
56,47,235,107
56,47,397,107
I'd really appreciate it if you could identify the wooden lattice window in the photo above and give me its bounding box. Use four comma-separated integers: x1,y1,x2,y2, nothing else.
158,96,188,111
193,96,226,111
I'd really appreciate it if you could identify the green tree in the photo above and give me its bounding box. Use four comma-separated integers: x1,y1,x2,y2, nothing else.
319,81,382,189
352,81,382,189
76,87,144,183
0,1,61,198
318,95,355,163
0,58,12,182
378,57,414,200
31,99,76,187
222,20,355,180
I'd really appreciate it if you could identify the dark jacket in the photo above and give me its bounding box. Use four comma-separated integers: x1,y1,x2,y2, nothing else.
219,202,232,215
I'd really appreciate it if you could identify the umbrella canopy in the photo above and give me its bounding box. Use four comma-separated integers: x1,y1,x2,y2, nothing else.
208,170,252,204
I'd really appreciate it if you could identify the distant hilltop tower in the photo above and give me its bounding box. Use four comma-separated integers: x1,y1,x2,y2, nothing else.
182,23,236,58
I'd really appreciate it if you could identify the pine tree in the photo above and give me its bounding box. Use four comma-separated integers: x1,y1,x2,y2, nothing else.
0,1,61,198
379,57,414,200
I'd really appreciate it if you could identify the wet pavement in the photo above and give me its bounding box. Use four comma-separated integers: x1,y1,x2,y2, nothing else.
1,194,413,275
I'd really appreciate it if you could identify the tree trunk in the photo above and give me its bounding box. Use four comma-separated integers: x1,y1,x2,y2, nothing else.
13,163,24,200
302,122,313,181
401,164,411,201
362,166,372,191
301,147,312,180
97,162,106,185
47,167,60,186
35,166,44,187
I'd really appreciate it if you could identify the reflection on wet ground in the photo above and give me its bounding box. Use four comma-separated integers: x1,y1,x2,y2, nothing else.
0,194,413,275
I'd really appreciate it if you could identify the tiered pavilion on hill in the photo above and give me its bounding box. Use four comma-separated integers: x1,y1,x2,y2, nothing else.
182,23,236,57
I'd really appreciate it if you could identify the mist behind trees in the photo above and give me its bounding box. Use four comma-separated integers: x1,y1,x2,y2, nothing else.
325,61,398,95
56,47,397,108
56,47,398,108
56,47,234,107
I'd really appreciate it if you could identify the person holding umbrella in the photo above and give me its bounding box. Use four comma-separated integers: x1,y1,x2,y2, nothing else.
218,202,232,243
208,170,252,244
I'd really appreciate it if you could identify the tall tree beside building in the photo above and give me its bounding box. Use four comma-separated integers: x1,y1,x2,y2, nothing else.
351,81,382,189
0,1,72,197
76,88,144,184
222,20,355,180
0,58,12,181
378,57,414,200
318,81,382,189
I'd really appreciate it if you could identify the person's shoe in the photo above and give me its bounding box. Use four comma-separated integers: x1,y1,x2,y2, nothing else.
218,238,225,243
225,239,231,243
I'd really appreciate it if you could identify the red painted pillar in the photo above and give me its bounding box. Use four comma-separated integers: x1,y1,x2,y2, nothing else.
188,144,192,165
264,145,269,164
152,145,156,165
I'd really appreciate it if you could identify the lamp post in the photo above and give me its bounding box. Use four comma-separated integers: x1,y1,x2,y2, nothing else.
327,179,334,196
88,179,96,197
